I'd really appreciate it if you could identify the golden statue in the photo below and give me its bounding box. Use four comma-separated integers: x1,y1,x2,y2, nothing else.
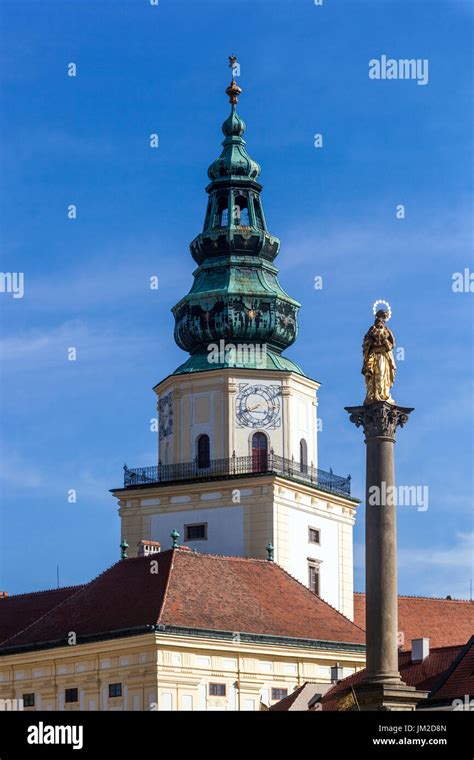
362,302,396,404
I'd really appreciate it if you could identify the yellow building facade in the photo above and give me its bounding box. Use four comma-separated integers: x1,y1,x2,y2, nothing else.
0,630,365,712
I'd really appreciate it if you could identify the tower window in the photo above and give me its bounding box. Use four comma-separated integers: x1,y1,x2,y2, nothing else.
185,523,207,541
299,439,308,473
252,432,268,472
234,195,250,226
214,197,229,228
308,527,321,545
197,434,210,469
308,561,321,596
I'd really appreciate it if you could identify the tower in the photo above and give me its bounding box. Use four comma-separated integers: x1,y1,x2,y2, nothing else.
112,60,358,619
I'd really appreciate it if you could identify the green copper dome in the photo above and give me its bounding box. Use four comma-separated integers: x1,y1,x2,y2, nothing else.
207,107,261,182
172,59,303,376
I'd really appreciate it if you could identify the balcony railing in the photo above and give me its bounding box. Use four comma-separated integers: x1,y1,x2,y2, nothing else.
123,452,352,499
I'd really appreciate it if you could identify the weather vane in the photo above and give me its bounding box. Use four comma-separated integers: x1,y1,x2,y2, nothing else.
226,55,241,105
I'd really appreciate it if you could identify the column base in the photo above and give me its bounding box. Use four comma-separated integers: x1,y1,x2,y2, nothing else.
348,681,428,711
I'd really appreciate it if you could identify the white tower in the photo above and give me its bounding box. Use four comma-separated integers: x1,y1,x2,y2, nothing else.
112,63,358,619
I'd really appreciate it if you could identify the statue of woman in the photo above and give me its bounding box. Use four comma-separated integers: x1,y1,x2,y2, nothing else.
362,309,396,404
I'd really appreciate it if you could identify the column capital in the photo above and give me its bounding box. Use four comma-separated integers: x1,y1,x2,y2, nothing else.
345,401,414,441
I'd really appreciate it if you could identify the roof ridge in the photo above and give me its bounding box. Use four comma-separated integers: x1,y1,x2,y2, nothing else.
0,584,88,648
1,584,85,600
355,591,473,603
156,549,177,626
0,558,129,647
426,635,474,700
172,548,276,563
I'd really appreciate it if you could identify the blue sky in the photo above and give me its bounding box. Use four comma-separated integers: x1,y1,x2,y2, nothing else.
0,0,472,600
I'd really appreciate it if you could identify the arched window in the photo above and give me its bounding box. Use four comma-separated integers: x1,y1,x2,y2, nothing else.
252,432,268,473
234,195,250,226
197,434,210,469
299,439,308,474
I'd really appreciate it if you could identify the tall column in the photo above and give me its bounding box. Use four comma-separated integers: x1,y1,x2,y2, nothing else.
346,401,411,682
345,401,427,710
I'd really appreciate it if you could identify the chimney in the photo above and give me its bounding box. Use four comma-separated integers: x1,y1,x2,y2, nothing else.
330,663,344,682
137,539,161,558
411,638,430,662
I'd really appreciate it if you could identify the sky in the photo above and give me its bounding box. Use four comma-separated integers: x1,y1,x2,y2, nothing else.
0,0,472,600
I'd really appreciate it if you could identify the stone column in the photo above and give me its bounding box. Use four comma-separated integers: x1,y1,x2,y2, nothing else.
345,401,426,710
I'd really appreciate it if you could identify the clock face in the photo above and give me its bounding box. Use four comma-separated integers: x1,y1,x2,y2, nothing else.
159,394,173,440
236,384,281,429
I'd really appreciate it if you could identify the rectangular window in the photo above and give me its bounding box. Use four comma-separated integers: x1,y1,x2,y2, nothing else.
271,688,288,701
109,683,122,698
185,523,207,541
209,683,226,697
308,562,320,596
23,693,35,708
308,527,321,544
65,688,78,703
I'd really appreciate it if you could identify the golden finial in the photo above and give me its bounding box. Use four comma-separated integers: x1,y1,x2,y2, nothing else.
226,55,242,105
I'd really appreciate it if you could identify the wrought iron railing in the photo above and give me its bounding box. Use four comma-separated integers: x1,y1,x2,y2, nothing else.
123,452,352,498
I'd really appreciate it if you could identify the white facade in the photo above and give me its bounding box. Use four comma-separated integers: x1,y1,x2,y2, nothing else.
116,366,357,619
154,368,319,468
151,505,245,557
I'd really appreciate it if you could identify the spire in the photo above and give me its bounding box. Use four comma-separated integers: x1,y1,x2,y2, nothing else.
208,56,260,184
171,58,303,376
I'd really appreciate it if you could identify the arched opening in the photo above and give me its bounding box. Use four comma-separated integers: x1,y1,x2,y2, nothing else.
252,432,268,473
203,198,212,230
233,195,250,226
299,439,308,474
197,434,210,469
215,196,228,227
253,198,265,231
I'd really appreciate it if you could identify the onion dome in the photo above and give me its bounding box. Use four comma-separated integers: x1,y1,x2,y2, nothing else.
171,57,303,376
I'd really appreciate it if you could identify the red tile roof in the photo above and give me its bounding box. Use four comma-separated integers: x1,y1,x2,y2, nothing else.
0,586,84,645
354,592,474,648
0,550,365,653
320,640,473,710
427,636,474,704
